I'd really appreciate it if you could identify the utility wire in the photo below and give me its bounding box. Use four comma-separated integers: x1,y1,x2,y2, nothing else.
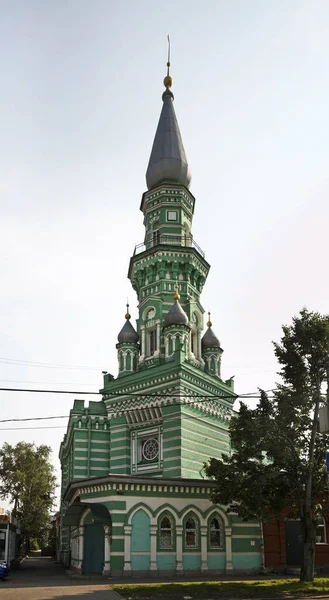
0,355,277,371
0,387,100,395
0,386,276,398
0,393,276,424
0,390,276,429
0,415,68,423
0,357,103,370
0,426,67,431
0,379,97,386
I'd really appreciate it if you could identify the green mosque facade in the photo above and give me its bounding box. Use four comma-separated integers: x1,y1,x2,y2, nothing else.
59,66,262,576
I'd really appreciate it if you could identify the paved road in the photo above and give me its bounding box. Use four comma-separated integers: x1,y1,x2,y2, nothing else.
0,557,123,600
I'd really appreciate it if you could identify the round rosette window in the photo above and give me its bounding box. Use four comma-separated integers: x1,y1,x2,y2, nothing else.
142,438,159,461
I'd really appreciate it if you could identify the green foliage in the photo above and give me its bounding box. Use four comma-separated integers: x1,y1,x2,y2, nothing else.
205,309,329,580
29,538,39,551
113,578,329,599
0,441,57,544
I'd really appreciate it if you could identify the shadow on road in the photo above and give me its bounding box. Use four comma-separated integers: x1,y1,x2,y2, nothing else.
1,557,122,596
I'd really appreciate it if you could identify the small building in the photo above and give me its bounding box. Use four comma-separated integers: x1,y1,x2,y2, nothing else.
0,512,21,566
263,513,329,572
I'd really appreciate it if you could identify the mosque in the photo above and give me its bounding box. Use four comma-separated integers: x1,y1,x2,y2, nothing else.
59,58,262,576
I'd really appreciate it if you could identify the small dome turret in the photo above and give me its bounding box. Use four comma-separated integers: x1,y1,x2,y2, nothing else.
201,313,222,378
201,313,220,349
118,305,139,344
164,285,189,326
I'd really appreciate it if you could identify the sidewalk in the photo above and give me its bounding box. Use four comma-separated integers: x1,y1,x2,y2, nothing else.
0,557,124,599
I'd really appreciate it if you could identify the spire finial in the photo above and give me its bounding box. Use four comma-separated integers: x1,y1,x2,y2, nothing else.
207,311,212,327
163,35,172,89
174,282,180,301
125,301,131,320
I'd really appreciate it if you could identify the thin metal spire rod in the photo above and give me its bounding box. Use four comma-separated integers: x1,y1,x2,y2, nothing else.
167,34,171,75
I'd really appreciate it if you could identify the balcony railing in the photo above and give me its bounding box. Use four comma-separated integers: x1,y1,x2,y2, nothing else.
133,234,205,258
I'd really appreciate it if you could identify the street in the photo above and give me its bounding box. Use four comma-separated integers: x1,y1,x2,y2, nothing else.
1,557,328,600
0,557,122,600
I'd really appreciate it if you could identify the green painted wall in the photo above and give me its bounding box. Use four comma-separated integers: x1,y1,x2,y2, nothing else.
207,554,226,570
232,554,261,570
157,554,176,570
183,554,201,570
131,510,150,552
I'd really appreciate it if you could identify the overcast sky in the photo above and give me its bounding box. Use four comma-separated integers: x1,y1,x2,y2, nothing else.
1,0,329,507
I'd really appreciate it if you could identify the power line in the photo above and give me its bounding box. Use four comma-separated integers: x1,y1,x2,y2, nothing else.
0,415,68,423
0,390,276,429
0,385,276,398
0,379,97,386
0,356,103,371
0,355,278,371
0,387,100,395
0,426,67,431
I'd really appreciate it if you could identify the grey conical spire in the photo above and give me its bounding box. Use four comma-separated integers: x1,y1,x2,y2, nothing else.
201,313,221,349
117,305,139,344
146,63,191,190
164,284,189,327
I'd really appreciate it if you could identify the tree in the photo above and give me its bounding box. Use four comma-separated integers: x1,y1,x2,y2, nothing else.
0,442,57,550
205,309,329,582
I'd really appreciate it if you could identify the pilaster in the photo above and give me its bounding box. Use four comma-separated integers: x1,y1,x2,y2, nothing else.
124,524,132,575
103,525,111,576
200,525,209,572
150,524,157,572
225,526,233,571
78,526,84,572
176,524,183,572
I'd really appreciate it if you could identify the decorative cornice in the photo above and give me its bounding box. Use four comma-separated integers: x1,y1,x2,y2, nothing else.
140,185,195,213
64,472,217,503
105,394,231,422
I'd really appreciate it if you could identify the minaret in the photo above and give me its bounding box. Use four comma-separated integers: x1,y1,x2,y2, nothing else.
116,303,139,377
128,55,210,369
100,51,236,478
201,312,223,378
59,50,250,581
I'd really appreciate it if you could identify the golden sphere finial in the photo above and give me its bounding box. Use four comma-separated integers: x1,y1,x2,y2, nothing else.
163,74,172,89
174,283,180,301
207,311,212,328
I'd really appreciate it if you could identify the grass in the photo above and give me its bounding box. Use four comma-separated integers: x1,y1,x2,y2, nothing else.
112,578,329,599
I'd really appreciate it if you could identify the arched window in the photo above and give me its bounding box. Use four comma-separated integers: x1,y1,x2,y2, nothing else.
143,307,157,357
185,515,198,548
159,514,174,549
209,516,221,547
149,329,157,355
152,220,160,246
190,313,199,358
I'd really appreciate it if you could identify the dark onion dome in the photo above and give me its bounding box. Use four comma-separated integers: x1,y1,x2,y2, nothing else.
145,71,191,190
201,313,220,349
117,305,139,344
164,285,189,326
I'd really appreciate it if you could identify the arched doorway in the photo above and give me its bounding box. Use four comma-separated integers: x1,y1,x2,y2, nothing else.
62,501,111,575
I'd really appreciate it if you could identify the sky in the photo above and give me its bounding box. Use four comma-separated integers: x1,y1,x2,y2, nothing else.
1,0,329,508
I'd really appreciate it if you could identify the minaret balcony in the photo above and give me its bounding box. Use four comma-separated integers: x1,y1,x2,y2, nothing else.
133,234,205,259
